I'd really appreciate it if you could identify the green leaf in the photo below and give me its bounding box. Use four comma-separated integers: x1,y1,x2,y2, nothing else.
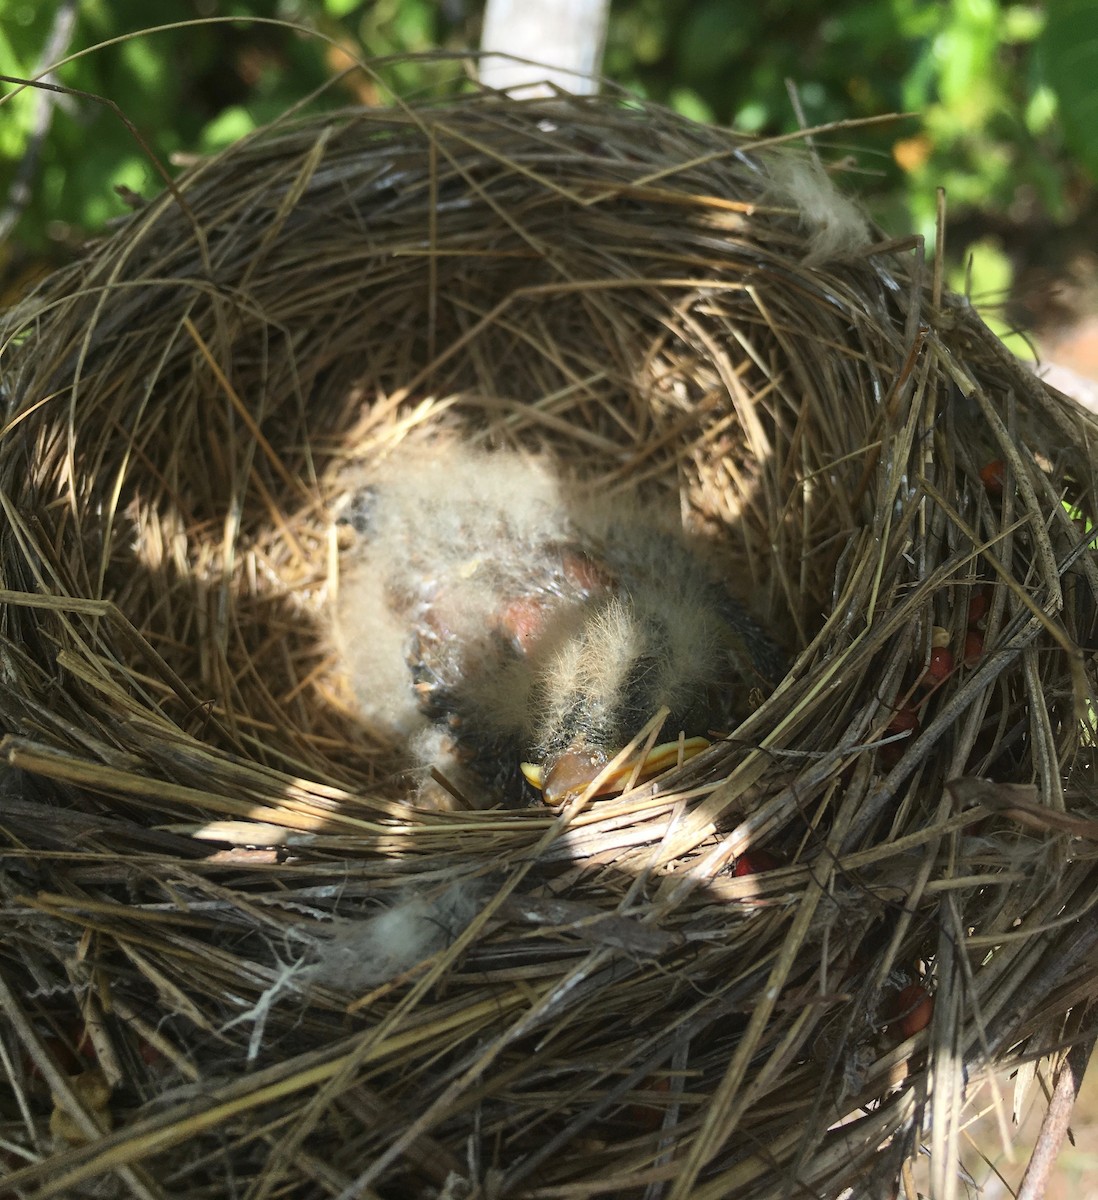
1002,4,1044,43
120,33,167,89
675,0,752,78
199,106,259,152
669,86,714,124
1038,0,1098,181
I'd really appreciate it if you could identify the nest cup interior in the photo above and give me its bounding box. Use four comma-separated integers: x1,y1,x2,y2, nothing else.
1,93,1097,1198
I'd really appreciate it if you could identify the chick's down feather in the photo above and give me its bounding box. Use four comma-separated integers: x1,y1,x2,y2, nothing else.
333,443,784,806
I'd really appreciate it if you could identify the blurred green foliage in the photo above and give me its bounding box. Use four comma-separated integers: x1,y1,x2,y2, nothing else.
0,0,473,256
0,0,1094,305
607,0,1081,243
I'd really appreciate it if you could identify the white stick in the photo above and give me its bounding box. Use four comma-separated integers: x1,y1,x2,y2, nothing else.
479,0,610,97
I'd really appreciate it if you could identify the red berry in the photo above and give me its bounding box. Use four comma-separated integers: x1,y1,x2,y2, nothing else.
967,586,990,628
734,849,780,876
888,983,934,1038
137,1039,163,1067
963,630,984,667
886,707,919,735
979,459,1005,495
919,646,954,689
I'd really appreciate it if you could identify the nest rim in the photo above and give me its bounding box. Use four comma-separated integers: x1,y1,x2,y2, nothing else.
0,88,1096,1200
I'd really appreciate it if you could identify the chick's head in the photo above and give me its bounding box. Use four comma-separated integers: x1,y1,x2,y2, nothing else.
515,584,729,804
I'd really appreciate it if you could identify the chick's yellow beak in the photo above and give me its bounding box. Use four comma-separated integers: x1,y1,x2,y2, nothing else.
521,736,710,805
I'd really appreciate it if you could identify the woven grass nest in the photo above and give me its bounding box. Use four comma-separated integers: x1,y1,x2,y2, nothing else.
1,90,1097,1200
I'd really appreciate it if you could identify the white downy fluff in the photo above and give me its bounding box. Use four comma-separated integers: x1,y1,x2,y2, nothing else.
221,880,483,1061
305,880,483,994
759,153,872,263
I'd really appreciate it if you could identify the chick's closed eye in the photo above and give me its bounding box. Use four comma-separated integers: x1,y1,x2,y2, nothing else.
332,442,785,807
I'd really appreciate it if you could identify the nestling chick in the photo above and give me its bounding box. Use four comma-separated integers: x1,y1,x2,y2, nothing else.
332,442,785,807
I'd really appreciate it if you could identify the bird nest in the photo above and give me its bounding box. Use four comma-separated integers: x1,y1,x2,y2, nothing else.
1,91,1096,1200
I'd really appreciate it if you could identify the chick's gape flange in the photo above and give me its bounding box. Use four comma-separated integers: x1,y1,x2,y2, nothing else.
334,444,785,806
